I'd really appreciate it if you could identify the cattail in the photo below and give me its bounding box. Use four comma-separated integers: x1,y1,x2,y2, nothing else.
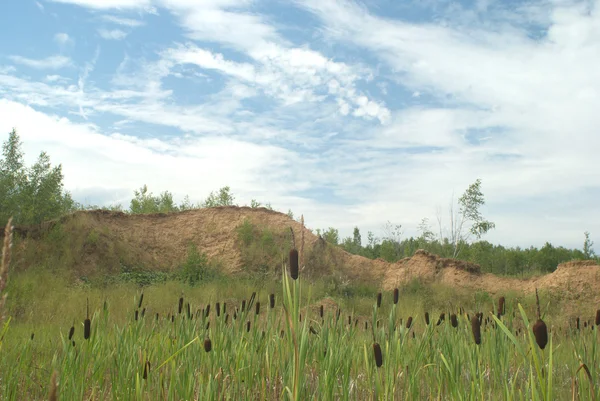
471,315,481,345
68,326,75,340
319,305,324,318
241,300,246,312
246,321,251,332
84,318,91,340
30,333,34,340
595,310,600,326
205,304,211,317
532,288,548,350
171,315,175,323
436,313,445,326
206,321,210,330
141,308,146,318
376,292,382,308
204,338,212,352
365,321,368,330
216,302,221,317
269,294,275,309
178,297,184,314
186,303,191,320
373,343,383,368
72,340,75,347
498,296,505,316
450,314,458,328
424,312,430,326
406,316,413,329
225,314,229,324
142,360,150,380
393,288,399,304
223,303,227,314
255,302,260,315
84,298,91,340
533,319,548,349
48,371,58,401
156,313,159,321
134,310,139,321
299,313,302,322
289,248,299,280
138,293,144,309
576,317,580,330
348,315,351,325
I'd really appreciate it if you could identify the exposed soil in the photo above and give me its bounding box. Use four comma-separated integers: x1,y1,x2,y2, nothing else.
6,207,600,303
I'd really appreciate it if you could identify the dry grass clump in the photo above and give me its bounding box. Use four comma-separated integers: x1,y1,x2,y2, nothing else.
0,218,13,320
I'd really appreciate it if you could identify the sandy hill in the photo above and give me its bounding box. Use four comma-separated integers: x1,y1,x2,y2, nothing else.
5,207,600,303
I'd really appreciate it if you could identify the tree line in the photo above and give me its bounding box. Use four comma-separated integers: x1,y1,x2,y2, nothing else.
1,128,596,275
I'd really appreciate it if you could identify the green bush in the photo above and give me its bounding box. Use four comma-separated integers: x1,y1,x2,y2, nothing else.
179,244,221,286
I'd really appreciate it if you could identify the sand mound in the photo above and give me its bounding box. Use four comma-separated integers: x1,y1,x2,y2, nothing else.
6,207,600,302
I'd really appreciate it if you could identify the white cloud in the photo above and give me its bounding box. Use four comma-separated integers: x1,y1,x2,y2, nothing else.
97,28,128,40
8,55,71,69
100,15,145,27
49,0,152,9
0,99,295,207
53,32,74,46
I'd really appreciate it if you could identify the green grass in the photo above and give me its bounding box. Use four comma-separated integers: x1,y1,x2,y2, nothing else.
1,266,599,400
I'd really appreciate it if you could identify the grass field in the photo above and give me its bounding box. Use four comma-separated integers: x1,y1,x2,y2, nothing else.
1,263,600,400
1,215,599,400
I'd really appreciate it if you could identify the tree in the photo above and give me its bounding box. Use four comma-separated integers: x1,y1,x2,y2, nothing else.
417,217,435,242
129,185,179,214
202,186,236,208
0,129,75,225
583,231,595,259
437,179,495,258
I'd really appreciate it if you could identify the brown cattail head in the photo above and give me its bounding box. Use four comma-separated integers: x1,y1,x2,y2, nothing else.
450,314,458,328
269,293,275,309
241,300,246,313
376,292,382,308
436,313,445,326
178,297,184,314
141,308,145,318
138,293,144,309
595,310,600,326
364,321,368,330
246,321,251,332
84,318,91,340
216,302,221,317
68,326,75,340
142,360,150,380
289,248,299,280
532,319,548,350
373,343,383,368
255,302,260,315
204,338,212,352
498,296,505,316
205,304,211,317
134,310,139,321
393,288,399,304
30,333,34,340
471,315,481,345
424,312,430,326
576,317,580,330
406,316,413,329
319,305,324,318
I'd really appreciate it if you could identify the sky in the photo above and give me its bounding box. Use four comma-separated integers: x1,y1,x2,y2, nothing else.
0,0,599,250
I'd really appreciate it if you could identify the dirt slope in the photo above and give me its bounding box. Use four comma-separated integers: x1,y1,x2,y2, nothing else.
7,207,600,301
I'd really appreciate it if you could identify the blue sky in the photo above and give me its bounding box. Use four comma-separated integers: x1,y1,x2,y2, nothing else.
1,0,599,250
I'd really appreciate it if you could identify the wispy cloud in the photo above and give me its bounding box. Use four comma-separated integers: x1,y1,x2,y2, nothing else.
8,55,71,69
100,15,145,27
97,28,128,40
